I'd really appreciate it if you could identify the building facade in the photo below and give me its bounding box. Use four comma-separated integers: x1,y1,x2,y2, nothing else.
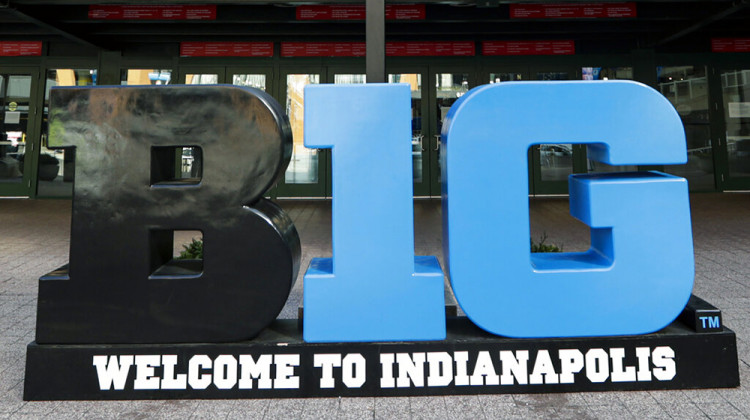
1,0,749,198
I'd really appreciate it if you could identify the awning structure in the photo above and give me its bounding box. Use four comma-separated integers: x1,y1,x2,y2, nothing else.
0,1,748,53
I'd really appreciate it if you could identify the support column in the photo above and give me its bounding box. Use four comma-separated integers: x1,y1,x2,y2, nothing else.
366,0,385,83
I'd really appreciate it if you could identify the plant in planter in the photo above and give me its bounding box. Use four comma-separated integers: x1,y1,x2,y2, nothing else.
530,233,563,253
177,238,203,260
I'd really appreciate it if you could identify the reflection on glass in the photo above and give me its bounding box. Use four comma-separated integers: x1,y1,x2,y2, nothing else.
535,72,572,181
721,69,750,179
581,67,633,81
389,74,423,183
1,74,32,184
658,66,713,191
285,74,320,184
537,72,569,81
335,74,366,84
436,74,470,185
489,73,523,83
38,69,98,197
185,74,218,84
121,69,172,85
233,74,267,91
581,67,638,173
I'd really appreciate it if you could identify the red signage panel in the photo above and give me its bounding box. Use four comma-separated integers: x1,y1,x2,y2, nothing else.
482,40,575,56
281,42,366,57
510,3,636,19
296,5,425,20
386,42,475,57
180,42,273,57
89,5,217,20
0,41,42,56
712,38,750,53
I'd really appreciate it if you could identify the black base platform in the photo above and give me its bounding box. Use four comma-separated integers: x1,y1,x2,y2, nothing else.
24,296,740,400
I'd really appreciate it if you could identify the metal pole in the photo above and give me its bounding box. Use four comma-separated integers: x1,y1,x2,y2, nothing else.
366,0,385,83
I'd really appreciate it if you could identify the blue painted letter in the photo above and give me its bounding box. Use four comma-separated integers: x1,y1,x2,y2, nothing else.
442,81,694,337
303,84,445,342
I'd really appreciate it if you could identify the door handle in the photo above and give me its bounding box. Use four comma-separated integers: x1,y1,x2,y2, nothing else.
433,135,441,151
414,134,425,152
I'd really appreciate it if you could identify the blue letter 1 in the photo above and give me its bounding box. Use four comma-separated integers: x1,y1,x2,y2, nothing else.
303,84,446,342
442,81,694,338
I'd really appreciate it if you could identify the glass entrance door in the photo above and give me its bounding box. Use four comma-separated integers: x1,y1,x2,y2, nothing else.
483,66,582,195
36,68,97,198
719,68,750,190
276,69,326,197
388,67,473,197
388,70,429,196
179,66,271,91
0,68,39,197
657,66,714,191
433,71,472,196
529,68,588,195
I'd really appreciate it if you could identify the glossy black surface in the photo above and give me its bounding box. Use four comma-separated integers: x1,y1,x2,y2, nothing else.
35,85,300,344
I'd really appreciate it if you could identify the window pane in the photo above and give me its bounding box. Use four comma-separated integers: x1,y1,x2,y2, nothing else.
232,74,266,91
658,66,713,191
121,69,172,85
389,74,423,183
285,74,320,184
722,69,750,179
38,69,97,197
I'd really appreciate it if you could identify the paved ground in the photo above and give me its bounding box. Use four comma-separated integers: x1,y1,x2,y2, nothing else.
0,193,748,419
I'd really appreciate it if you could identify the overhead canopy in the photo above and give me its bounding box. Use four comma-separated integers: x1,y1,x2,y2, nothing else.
0,0,748,52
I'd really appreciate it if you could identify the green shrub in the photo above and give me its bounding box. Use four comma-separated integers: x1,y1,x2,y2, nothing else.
530,233,563,253
178,238,203,259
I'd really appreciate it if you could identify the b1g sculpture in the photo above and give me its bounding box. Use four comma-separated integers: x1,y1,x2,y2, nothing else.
23,82,738,400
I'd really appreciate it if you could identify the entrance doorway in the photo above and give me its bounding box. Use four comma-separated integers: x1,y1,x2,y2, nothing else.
388,66,474,197
718,68,750,190
0,67,40,197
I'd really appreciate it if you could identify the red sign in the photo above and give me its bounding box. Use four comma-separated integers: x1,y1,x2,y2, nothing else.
510,3,636,19
386,42,475,57
180,42,273,57
0,41,42,56
281,42,366,57
483,40,575,56
712,38,750,53
89,5,216,20
296,5,425,20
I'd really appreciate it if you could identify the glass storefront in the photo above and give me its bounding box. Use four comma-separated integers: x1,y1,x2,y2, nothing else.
389,73,423,183
0,74,31,187
658,66,713,191
721,69,750,180
121,69,172,85
285,74,320,185
37,69,97,197
581,66,638,174
4,57,749,198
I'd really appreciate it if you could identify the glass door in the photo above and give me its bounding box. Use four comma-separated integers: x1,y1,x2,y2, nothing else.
432,70,472,197
180,66,223,84
529,66,586,195
0,67,39,197
657,65,714,191
484,68,531,194
580,66,638,175
227,67,271,92
276,68,326,197
37,68,97,197
718,68,750,190
388,69,430,196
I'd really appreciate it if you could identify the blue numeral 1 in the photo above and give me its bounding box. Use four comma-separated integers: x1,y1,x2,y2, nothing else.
302,84,446,342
